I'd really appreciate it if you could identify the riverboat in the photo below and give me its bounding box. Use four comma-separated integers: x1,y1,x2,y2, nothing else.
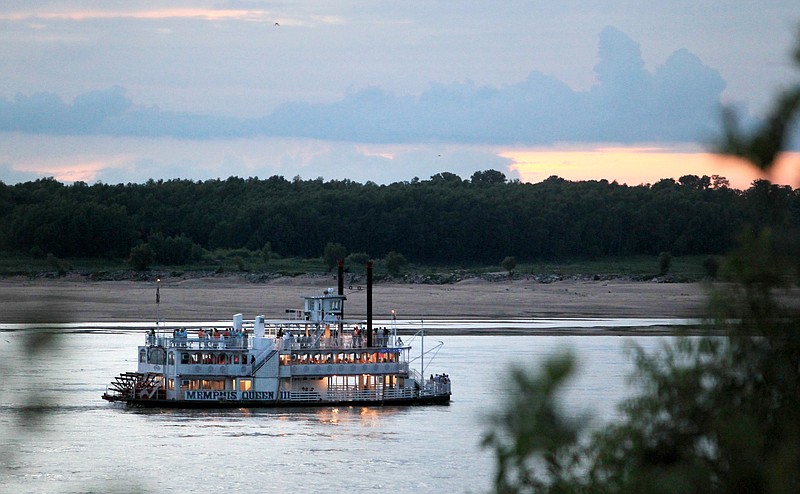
101,263,451,408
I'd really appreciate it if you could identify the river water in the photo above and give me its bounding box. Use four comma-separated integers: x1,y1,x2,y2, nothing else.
0,321,677,494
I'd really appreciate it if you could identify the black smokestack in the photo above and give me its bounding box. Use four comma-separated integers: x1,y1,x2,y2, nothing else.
366,261,373,348
338,259,345,334
337,259,344,295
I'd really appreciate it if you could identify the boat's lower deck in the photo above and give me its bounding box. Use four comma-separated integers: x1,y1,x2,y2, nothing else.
102,369,451,407
102,393,451,408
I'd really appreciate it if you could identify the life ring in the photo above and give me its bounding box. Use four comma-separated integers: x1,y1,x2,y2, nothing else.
194,365,201,373
327,365,332,371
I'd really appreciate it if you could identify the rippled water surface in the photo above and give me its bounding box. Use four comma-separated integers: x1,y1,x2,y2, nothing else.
0,323,673,493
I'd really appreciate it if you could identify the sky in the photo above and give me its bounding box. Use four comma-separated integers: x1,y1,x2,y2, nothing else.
1,1,799,189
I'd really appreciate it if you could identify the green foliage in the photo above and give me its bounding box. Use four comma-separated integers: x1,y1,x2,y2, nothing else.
657,251,672,275
45,253,70,276
346,251,370,269
483,29,800,494
128,243,155,271
384,251,407,276
0,170,793,267
261,242,273,264
322,242,347,272
471,169,507,185
482,353,587,493
148,233,203,265
501,256,517,275
702,255,720,279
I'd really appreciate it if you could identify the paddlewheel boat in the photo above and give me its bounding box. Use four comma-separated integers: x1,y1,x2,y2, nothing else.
102,263,451,408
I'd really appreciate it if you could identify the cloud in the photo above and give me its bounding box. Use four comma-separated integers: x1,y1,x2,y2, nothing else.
0,86,131,134
0,162,41,184
0,27,775,147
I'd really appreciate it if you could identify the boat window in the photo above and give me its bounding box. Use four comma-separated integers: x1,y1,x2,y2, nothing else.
181,353,189,364
148,347,166,365
139,349,146,363
167,379,174,391
168,352,175,365
200,379,225,390
240,379,252,391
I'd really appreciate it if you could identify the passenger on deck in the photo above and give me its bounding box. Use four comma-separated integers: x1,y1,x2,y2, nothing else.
177,328,187,347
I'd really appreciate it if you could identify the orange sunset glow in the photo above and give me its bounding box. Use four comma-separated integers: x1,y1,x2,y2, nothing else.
0,9,270,22
502,147,800,190
12,154,130,184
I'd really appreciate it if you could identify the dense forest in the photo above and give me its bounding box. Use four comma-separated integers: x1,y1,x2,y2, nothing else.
0,170,797,267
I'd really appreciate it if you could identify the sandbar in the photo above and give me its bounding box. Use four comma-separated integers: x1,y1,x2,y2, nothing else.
0,274,711,335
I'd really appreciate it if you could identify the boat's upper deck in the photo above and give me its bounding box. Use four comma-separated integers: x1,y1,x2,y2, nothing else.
144,319,404,354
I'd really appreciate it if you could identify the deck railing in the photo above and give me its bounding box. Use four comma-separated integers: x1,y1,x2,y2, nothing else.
323,385,416,402
149,333,405,352
148,335,250,350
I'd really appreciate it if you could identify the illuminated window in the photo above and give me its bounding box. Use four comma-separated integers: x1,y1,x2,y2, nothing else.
240,379,252,391
167,379,174,390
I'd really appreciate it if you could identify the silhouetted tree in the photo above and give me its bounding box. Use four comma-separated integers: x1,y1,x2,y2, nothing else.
483,27,800,494
501,256,517,276
471,169,507,185
658,251,672,275
128,244,155,271
322,242,346,272
384,251,407,276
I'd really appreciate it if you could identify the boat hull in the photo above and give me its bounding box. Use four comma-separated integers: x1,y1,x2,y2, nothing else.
102,393,451,408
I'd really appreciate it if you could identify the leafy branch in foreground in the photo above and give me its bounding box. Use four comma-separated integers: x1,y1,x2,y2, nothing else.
483,26,800,494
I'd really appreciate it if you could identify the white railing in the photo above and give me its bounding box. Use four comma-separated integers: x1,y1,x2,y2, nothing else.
409,368,451,397
281,391,322,401
289,362,407,376
148,331,405,352
177,363,252,376
148,335,250,350
324,385,416,402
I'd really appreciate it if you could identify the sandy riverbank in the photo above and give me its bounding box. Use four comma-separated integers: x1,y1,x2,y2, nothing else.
0,275,711,333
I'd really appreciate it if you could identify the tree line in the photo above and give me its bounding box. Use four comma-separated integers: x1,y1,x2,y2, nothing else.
0,170,797,267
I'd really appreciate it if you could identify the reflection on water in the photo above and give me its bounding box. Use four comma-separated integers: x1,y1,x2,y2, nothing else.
0,325,676,493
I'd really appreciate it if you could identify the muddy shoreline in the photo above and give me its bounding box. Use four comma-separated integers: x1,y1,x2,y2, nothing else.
0,274,713,335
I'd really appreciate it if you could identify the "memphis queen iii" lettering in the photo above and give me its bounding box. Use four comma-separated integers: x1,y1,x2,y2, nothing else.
185,390,275,401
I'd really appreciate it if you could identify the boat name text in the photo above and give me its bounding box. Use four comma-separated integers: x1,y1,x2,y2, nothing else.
185,390,275,401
